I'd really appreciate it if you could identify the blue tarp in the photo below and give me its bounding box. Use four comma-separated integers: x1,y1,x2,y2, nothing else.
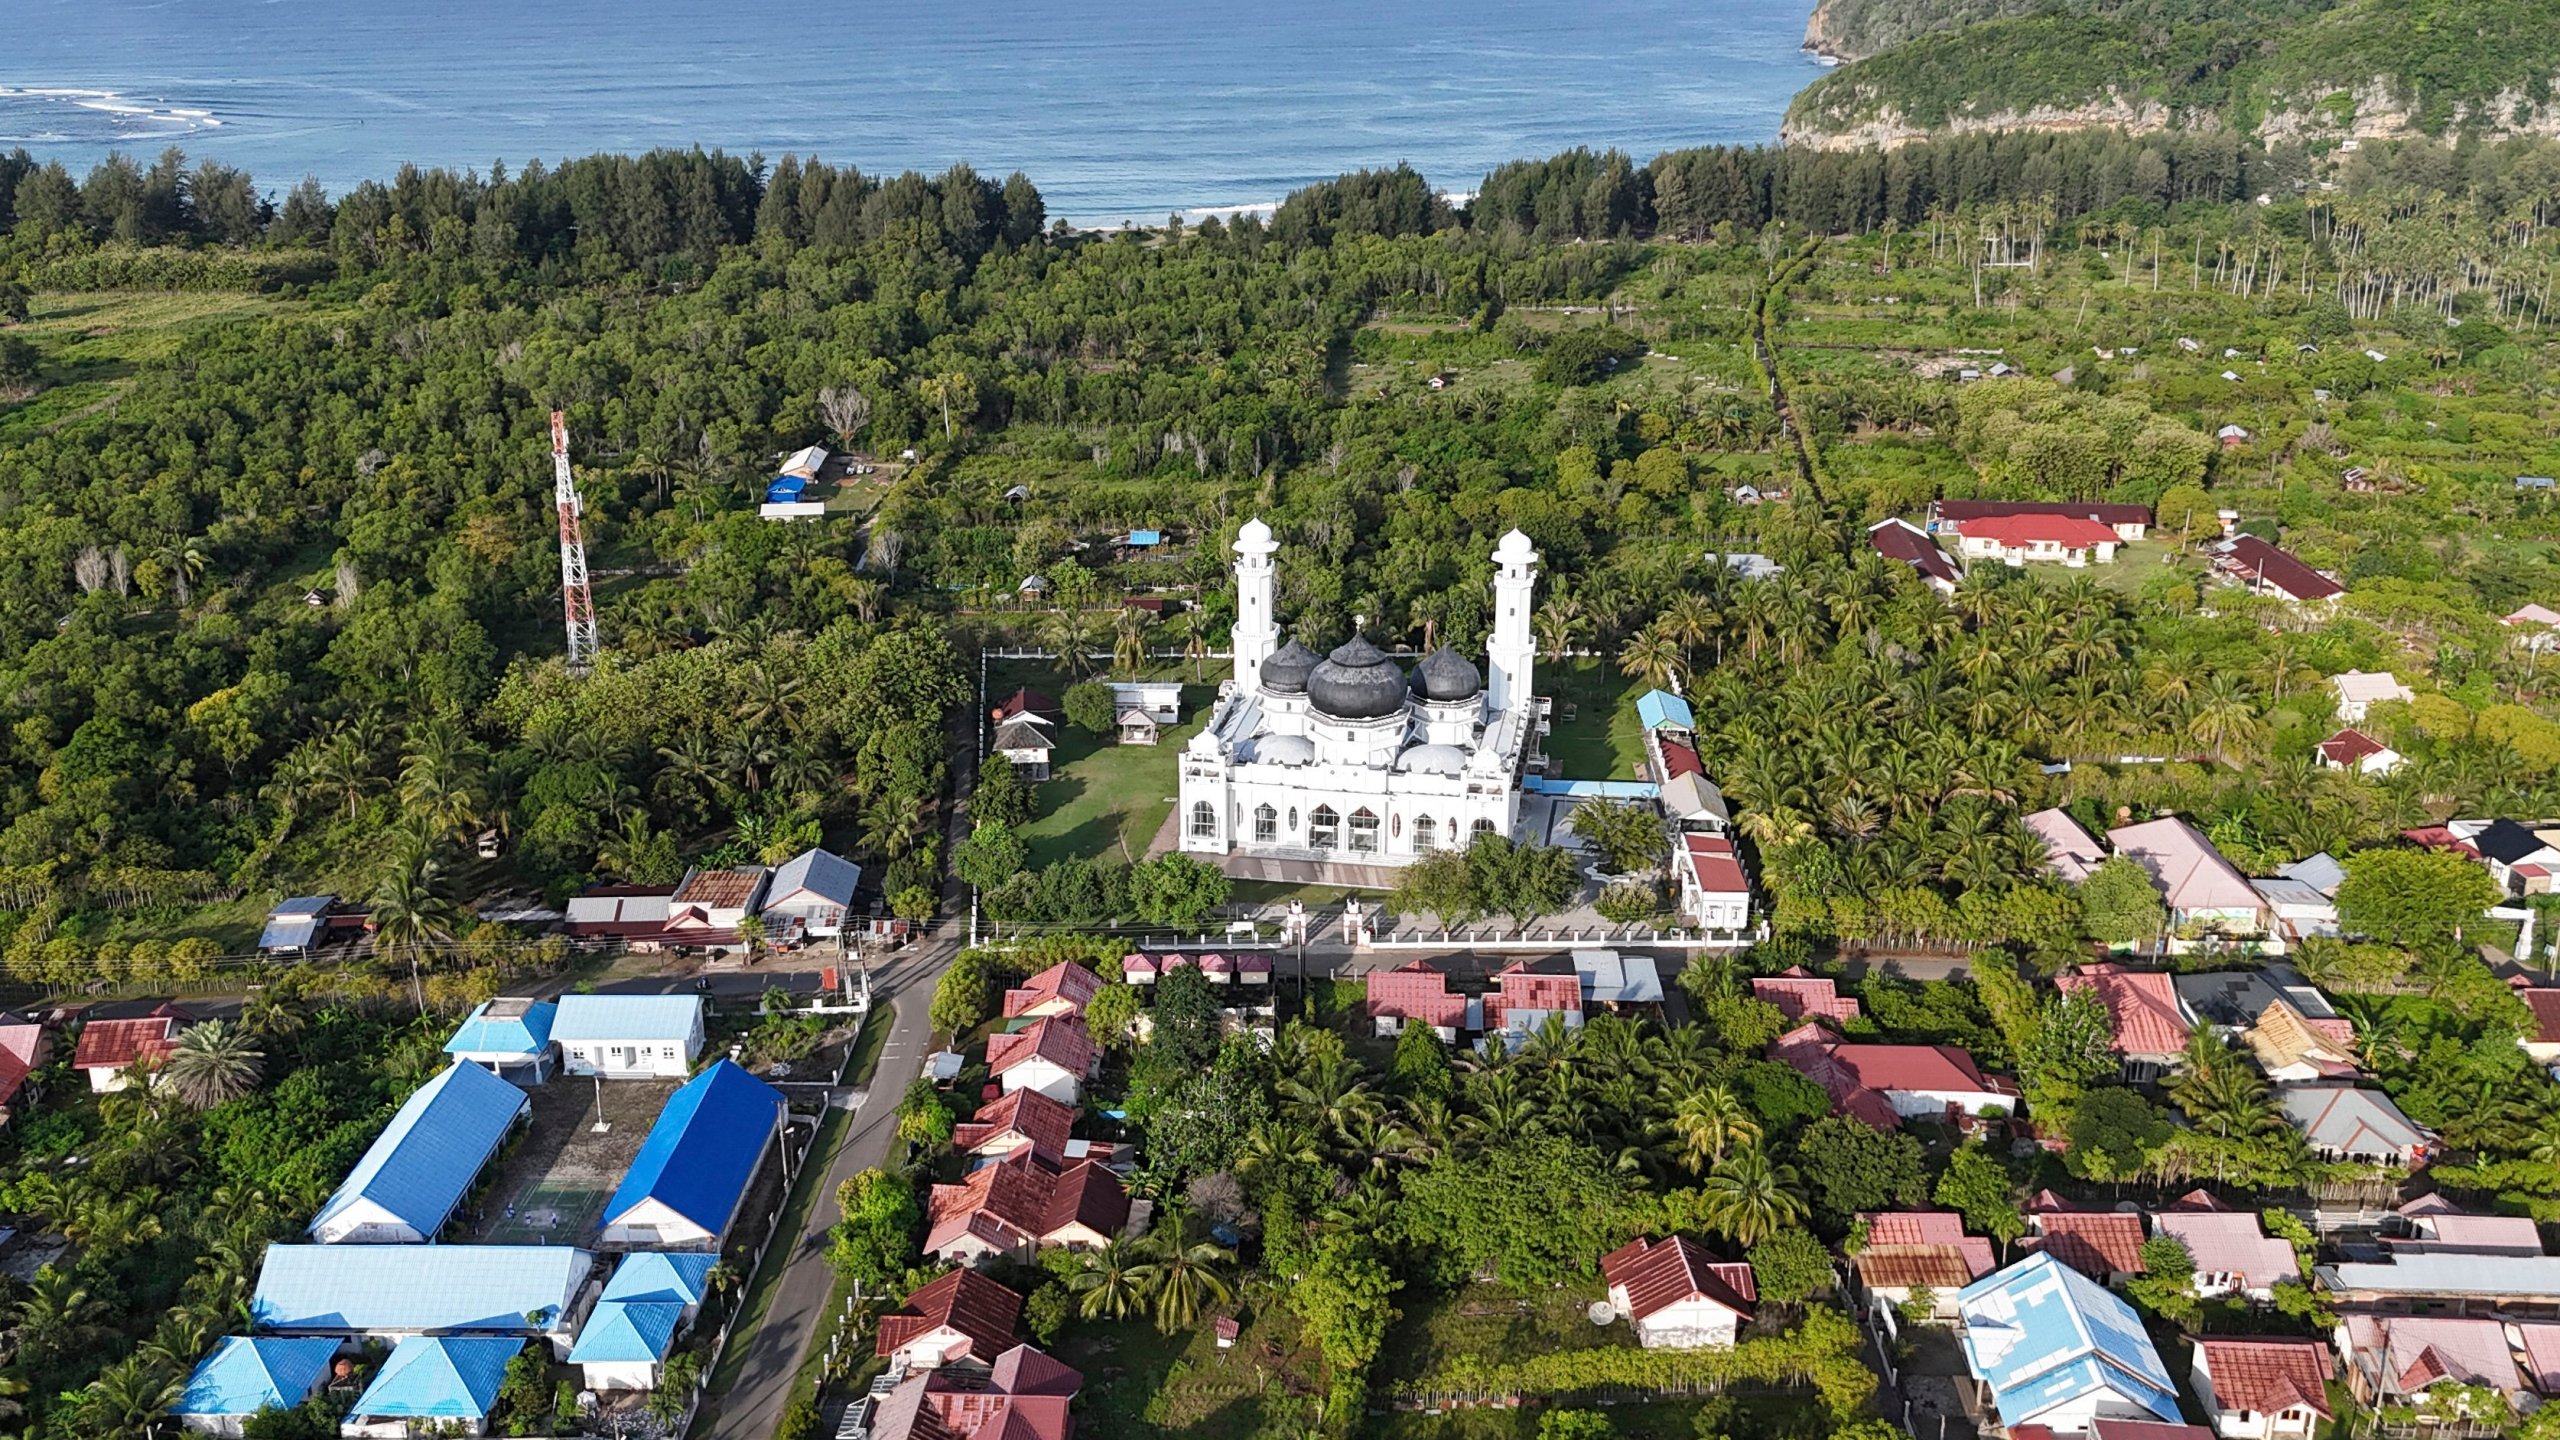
1523,777,1660,799
1127,528,1162,546
765,476,809,503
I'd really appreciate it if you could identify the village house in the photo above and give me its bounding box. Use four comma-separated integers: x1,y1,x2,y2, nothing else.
1771,1023,2018,1130
661,864,769,949
1677,833,1754,932
758,846,862,942
1852,1211,1995,1325
2025,808,2109,884
2336,1315,2549,1417
2190,1337,2333,1440
877,1268,1025,1372
1752,967,1861,1025
1366,960,1470,1041
251,1244,593,1355
1958,1252,2183,1435
599,1059,786,1250
2174,963,2347,1041
866,1346,1083,1440
2148,1195,2297,1302
443,997,559,1083
2210,535,2344,607
560,883,676,949
1483,955,1584,1036
2280,1085,2430,1167
0,1010,49,1123
2331,671,2414,724
2518,986,2560,1066
953,1088,1080,1168
2505,604,2560,651
924,1154,1131,1264
2314,727,2402,776
1003,962,1105,1021
1867,517,1962,595
2451,818,2560,895
340,1335,522,1438
2106,817,2269,937
992,689,1061,780
73,1002,186,1092
552,994,707,1079
173,1336,343,1437
2243,1000,2359,1082
1950,514,2123,567
2054,964,2193,1080
1575,950,1664,1013
569,1252,718,1392
1931,500,2151,543
2023,1196,2149,1285
258,894,360,955
1599,1235,1758,1349
987,1016,1100,1105
2248,874,2340,944
2387,1194,2546,1255
309,1060,530,1244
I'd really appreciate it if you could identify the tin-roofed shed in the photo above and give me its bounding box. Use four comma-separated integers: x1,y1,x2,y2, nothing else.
309,1060,530,1244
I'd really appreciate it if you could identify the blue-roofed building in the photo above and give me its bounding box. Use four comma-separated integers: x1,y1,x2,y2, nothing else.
251,1244,592,1355
443,997,559,1083
761,846,861,940
1635,690,1695,733
310,1061,531,1244
600,1252,718,1313
342,1336,521,1436
569,1300,688,1391
174,1336,341,1436
601,1060,786,1250
552,994,707,1079
1957,1251,2181,1434
1127,528,1163,547
258,895,335,953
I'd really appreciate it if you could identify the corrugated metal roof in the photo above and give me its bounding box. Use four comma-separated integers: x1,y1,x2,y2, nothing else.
552,994,705,1043
174,1337,341,1417
601,1251,717,1307
311,1061,529,1239
1958,1252,2179,1427
767,847,860,908
253,1245,590,1334
2324,1252,2560,1296
1635,690,1694,732
349,1336,519,1419
443,999,557,1057
605,1060,784,1236
567,1301,684,1363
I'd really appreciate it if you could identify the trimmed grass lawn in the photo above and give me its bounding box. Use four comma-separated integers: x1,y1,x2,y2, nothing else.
1539,659,1651,782
987,663,1217,869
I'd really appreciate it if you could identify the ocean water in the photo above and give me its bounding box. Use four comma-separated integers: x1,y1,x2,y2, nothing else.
4,0,1822,225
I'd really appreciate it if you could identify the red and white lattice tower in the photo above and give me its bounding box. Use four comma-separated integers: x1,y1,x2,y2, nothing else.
549,410,599,672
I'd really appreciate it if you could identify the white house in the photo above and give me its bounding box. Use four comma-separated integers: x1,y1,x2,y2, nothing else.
1106,681,1183,725
1958,1253,2182,1435
759,847,861,941
2331,670,2414,723
986,1017,1098,1105
1677,834,1752,933
174,1337,342,1437
2192,1338,2334,1440
1600,1236,1757,1349
569,1253,717,1393
599,1061,785,1251
552,995,707,1079
2315,728,2402,776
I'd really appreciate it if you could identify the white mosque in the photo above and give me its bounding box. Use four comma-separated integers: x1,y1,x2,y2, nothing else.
1177,519,1542,874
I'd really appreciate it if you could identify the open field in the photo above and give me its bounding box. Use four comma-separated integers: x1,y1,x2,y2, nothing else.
1539,658,1650,782
468,1076,677,1245
2,290,326,440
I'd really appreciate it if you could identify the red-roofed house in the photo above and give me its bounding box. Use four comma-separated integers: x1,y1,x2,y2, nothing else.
2192,1338,2333,1440
986,1017,1098,1105
1367,961,1468,1040
1678,834,1752,933
925,1155,1131,1264
1852,1211,1996,1321
2024,1209,2148,1283
2519,988,2560,1065
868,1343,1081,1440
2055,964,2194,1079
1952,514,2122,566
74,1004,185,1093
1599,1236,1757,1349
1002,963,1104,1021
2316,728,2402,777
1483,956,1582,1033
876,1269,1025,1371
1770,1023,2019,1131
2149,1211,2297,1301
1869,517,1962,595
953,1088,1079,1168
2212,535,2343,606
0,1011,48,1121
2340,1314,2525,1412
1656,740,1705,781
1752,968,1859,1026
1932,500,2152,542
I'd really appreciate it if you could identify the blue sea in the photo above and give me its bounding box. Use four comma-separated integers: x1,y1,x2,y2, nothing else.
4,0,1822,225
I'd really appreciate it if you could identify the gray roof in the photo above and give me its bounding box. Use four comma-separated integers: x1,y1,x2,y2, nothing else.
2276,852,2346,895
2319,1253,2560,1296
2172,964,2338,1029
2279,1084,2428,1154
1411,645,1483,702
1575,950,1663,1005
1260,638,1320,694
767,847,859,908
1308,635,1408,720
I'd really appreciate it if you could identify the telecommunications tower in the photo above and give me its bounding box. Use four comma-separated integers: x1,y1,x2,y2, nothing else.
549,410,599,672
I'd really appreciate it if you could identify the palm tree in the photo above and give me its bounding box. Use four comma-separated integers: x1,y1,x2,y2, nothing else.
9,1266,106,1368
1697,1146,1806,1246
2186,672,2262,766
70,1354,181,1440
1068,1239,1145,1320
1131,1237,1237,1332
1112,606,1153,677
1617,623,1683,692
372,839,462,1012
163,1020,264,1109
1666,1084,1760,1173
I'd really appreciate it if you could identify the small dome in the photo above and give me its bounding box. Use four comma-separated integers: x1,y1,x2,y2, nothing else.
1245,734,1315,766
1260,639,1321,695
1308,635,1409,720
1395,743,1468,776
1411,645,1483,702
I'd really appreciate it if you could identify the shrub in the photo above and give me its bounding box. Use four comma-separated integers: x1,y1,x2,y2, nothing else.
1594,881,1662,925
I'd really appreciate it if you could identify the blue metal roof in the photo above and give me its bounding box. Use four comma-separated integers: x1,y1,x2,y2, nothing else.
567,1301,685,1364
253,1245,590,1334
552,994,704,1044
310,1061,529,1239
1956,1252,2178,1427
601,1251,718,1307
350,1336,520,1420
766,476,808,502
1127,528,1162,546
1635,690,1695,732
768,847,860,907
175,1336,341,1417
443,1000,558,1058
606,1060,784,1236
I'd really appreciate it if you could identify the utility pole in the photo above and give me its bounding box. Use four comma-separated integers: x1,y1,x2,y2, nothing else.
551,410,599,672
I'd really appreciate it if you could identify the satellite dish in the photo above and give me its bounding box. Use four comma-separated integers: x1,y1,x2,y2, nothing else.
1586,1301,1617,1326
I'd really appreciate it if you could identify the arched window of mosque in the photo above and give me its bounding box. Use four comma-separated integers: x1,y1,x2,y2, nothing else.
1189,801,1217,839
1310,806,1340,849
1348,808,1380,854
1472,817,1495,839
1253,805,1278,843
1413,814,1439,851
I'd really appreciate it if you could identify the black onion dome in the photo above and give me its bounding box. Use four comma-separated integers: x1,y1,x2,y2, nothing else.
1411,644,1483,701
1308,635,1409,720
1260,638,1321,694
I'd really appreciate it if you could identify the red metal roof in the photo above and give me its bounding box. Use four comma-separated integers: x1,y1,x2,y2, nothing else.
925,1154,1128,1254
2318,728,2389,766
952,1088,1078,1165
2026,1211,2148,1277
1935,500,2151,527
1770,1024,2013,1130
1367,962,1466,1031
1656,740,1704,780
1598,1235,1756,1325
1002,962,1104,1019
2054,963,2193,1058
986,1017,1096,1081
2198,1338,2334,1420
1753,968,1860,1024
2216,534,2344,602
1869,518,1960,587
876,1269,1024,1364
1682,834,1748,895
1955,514,2120,548
2525,990,2560,1046
73,1008,181,1072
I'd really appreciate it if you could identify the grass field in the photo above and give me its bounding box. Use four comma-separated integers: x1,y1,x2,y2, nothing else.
2,290,323,441
1538,659,1651,782
986,662,1218,869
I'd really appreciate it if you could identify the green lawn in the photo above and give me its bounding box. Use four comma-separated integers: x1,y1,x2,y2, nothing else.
1539,659,1652,782
3,290,325,441
988,663,1219,869
1051,1290,1326,1436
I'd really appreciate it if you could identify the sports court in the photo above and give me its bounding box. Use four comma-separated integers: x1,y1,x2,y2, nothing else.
469,1075,678,1246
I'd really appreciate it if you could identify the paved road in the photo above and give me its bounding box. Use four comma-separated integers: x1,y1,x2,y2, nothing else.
704,936,953,1440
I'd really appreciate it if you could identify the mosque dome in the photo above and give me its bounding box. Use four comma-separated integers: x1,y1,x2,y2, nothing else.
1246,734,1316,766
1307,635,1410,720
1260,638,1321,695
1410,645,1483,702
1394,743,1469,776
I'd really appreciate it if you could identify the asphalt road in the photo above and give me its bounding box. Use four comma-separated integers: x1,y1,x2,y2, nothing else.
703,935,954,1440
